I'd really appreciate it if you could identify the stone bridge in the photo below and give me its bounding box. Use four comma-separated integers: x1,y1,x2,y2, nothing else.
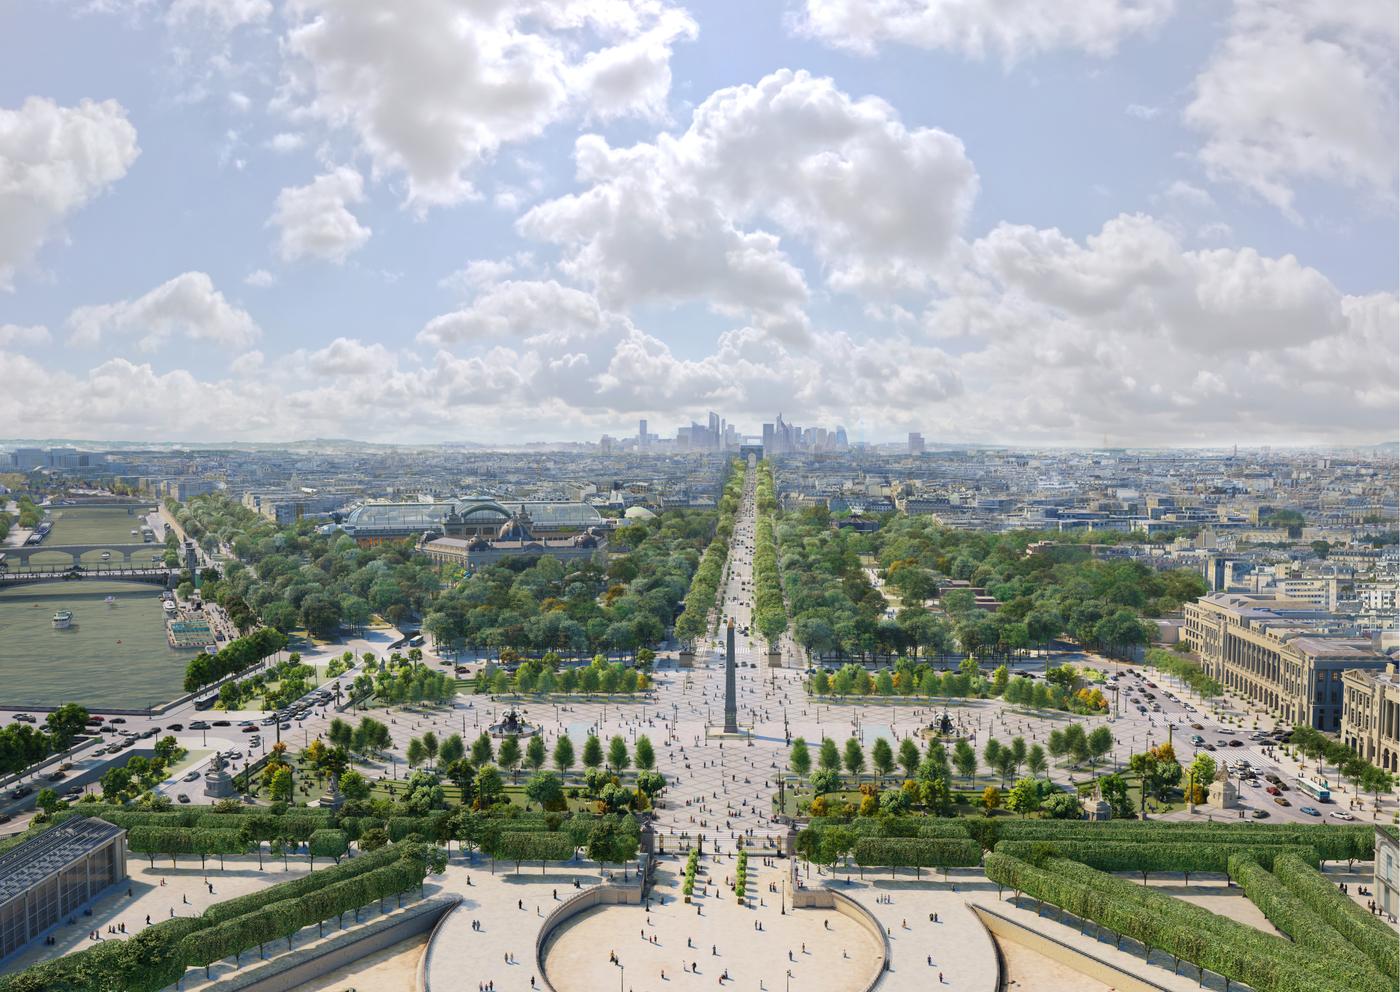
0,542,164,567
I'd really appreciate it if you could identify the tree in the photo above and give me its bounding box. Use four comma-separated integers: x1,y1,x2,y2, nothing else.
406,737,427,769
553,734,575,774
789,737,811,777
1087,726,1114,767
633,735,655,772
952,739,978,785
842,738,865,784
422,731,440,769
525,771,566,811
525,734,547,774
1005,778,1041,814
35,787,61,815
818,737,840,773
897,737,921,780
327,717,354,751
607,735,630,774
1099,773,1133,818
498,736,522,781
439,733,465,766
1026,744,1048,780
474,764,504,808
339,769,370,802
582,734,604,769
471,732,494,766
981,786,1002,812
809,768,839,796
1041,792,1081,819
269,766,293,803
871,738,894,785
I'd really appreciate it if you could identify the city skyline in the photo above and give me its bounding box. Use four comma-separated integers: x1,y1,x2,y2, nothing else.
1,2,1396,446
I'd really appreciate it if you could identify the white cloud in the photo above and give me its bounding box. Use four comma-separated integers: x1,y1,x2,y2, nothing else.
166,0,271,30
419,280,610,347
0,323,50,347
1185,0,1399,217
1125,103,1162,119
518,69,977,338
243,268,275,287
1160,180,1215,207
269,166,371,264
791,0,1175,61
266,132,305,153
918,212,1394,443
0,97,140,290
67,271,261,350
438,257,520,295
278,0,697,209
305,337,394,376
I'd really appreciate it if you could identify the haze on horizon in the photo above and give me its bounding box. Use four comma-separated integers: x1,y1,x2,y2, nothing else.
1,0,1396,448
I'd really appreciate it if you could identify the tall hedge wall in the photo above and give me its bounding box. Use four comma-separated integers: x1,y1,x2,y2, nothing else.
1272,853,1398,981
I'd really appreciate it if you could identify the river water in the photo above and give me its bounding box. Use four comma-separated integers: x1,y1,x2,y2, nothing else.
0,505,183,709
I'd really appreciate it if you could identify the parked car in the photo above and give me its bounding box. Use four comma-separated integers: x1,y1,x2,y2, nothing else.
1300,806,1320,817
1266,785,1281,795
1273,796,1290,806
177,794,190,804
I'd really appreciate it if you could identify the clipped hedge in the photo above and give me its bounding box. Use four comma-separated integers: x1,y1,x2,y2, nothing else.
201,843,404,924
852,837,982,870
310,829,350,862
993,819,1372,862
0,917,203,992
492,831,578,866
984,853,1389,992
1226,853,1379,980
127,826,246,863
994,840,1316,876
180,859,425,969
1272,853,1399,981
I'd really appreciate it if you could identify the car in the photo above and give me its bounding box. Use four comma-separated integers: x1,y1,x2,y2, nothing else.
1265,773,1282,785
1190,723,1203,730
0,813,11,824
141,728,159,739
59,763,74,771
1266,785,1280,795
1273,796,1290,806
12,713,35,723
1203,743,1216,751
109,717,126,724
1251,809,1270,819
46,770,65,781
189,720,209,730
183,771,200,782
212,720,231,727
1190,735,1205,745
65,786,83,798
226,749,242,760
9,786,32,799
261,716,278,725
166,723,183,732
1228,740,1243,747
240,725,258,733
279,722,291,730
1330,810,1355,820
177,794,190,804
1300,806,1320,816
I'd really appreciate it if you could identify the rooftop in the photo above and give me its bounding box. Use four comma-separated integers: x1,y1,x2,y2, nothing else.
0,817,124,905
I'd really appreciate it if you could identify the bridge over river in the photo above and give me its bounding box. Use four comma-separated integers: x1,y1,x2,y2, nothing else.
0,565,175,587
0,542,166,567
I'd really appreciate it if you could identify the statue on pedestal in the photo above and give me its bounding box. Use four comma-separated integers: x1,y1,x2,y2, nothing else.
1207,766,1238,809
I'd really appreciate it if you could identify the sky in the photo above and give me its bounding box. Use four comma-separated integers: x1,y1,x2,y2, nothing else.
0,0,1396,447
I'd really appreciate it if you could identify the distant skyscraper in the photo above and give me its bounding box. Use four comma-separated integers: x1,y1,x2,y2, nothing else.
638,419,648,450
908,432,925,456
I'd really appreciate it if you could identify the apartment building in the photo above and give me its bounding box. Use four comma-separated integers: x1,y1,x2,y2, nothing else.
1183,593,1391,732
1341,664,1400,773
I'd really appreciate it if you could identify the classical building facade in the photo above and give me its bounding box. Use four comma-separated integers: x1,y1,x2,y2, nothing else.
1183,593,1391,732
1341,664,1400,773
1375,826,1399,920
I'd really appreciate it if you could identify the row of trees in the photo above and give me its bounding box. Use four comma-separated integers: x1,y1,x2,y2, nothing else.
468,653,653,696
751,460,787,650
1288,724,1396,803
183,626,288,693
808,657,1110,715
0,703,89,777
674,463,743,651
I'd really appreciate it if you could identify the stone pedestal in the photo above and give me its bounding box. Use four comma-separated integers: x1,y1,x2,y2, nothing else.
1207,772,1238,810
678,652,695,669
203,754,237,799
767,651,783,668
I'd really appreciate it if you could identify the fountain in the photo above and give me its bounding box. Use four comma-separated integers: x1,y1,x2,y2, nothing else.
488,707,540,738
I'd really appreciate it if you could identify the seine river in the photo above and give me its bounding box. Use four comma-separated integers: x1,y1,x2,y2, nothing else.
0,505,184,709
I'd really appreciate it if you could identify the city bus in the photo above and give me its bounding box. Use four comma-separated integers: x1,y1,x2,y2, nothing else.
1295,777,1331,802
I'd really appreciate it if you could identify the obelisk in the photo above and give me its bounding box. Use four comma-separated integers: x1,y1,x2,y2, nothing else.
723,617,738,733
